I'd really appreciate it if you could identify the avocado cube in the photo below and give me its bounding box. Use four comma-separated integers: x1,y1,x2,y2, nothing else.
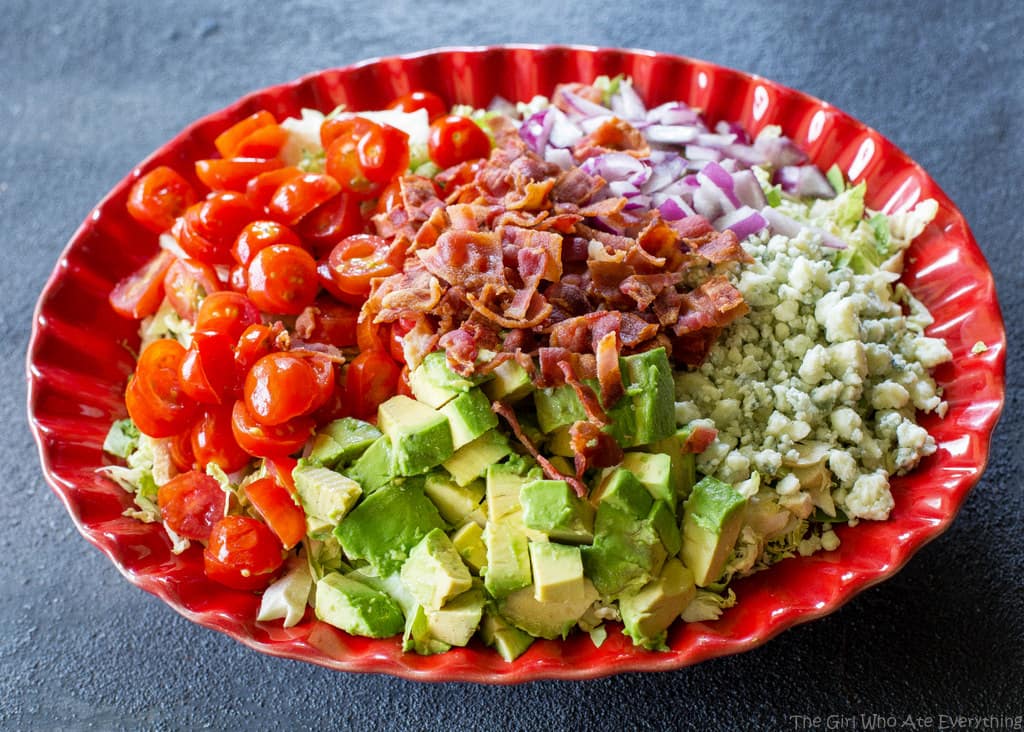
619,558,697,650
422,585,486,647
486,463,528,524
545,426,575,458
620,452,675,510
590,468,654,519
335,482,446,576
423,472,485,525
306,536,347,580
439,388,499,449
480,608,535,662
681,476,748,587
547,456,575,477
409,365,459,409
314,572,405,639
520,479,595,544
648,500,682,558
619,348,675,447
400,528,473,610
648,427,698,500
377,395,454,476
403,605,452,655
410,351,491,409
533,385,587,434
311,418,382,467
498,578,599,640
482,359,534,403
529,542,585,604
583,502,667,597
482,523,532,599
344,436,394,494
292,463,362,538
442,430,512,486
451,521,487,574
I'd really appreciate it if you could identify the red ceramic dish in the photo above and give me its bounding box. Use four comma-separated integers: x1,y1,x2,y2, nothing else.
27,46,1006,683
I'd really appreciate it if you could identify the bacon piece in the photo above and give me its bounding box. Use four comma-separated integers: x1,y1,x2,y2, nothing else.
574,118,650,160
558,360,608,425
400,175,444,224
618,312,659,347
411,205,449,250
401,317,439,370
619,272,683,311
595,330,624,407
439,327,478,376
506,178,555,211
674,276,749,336
577,196,627,219
492,401,587,496
670,214,715,239
687,229,755,265
465,289,553,330
682,424,718,454
670,329,722,367
418,229,507,290
552,82,605,113
281,339,346,364
552,167,604,205
569,420,624,482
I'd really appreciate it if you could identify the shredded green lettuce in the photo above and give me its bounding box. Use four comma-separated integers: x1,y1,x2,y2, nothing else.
681,589,737,623
103,418,139,460
99,431,173,524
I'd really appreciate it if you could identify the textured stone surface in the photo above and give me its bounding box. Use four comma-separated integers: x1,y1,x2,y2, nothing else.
4,0,1022,729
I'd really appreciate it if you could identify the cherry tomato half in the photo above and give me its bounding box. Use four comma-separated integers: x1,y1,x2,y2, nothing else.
320,115,376,150
231,400,314,458
214,111,276,159
296,297,358,347
267,173,341,226
316,259,368,307
428,115,491,169
126,339,197,438
243,352,317,426
234,323,280,376
195,291,262,343
327,234,401,297
127,166,197,233
296,193,364,256
195,158,282,193
232,220,302,266
191,405,250,472
179,330,238,405
157,469,225,541
169,429,196,472
244,476,306,550
231,123,288,159
357,123,409,184
324,117,405,200
109,250,174,320
345,349,400,419
203,515,284,591
164,258,222,321
246,166,303,211
246,244,318,315
180,192,260,265
387,90,446,121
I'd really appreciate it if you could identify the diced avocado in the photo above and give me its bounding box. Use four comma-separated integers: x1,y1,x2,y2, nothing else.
292,462,362,538
423,472,485,525
648,500,682,558
529,542,584,604
314,572,404,639
533,385,587,434
344,436,394,494
681,476,748,587
409,371,458,409
499,578,599,640
439,388,499,449
619,348,675,447
378,395,454,476
451,521,487,574
520,479,595,544
482,359,534,403
545,425,575,458
548,455,575,477
582,500,667,597
403,605,452,655
400,528,473,610
482,523,532,599
486,462,528,524
648,427,697,499
334,482,446,576
306,536,347,580
309,418,382,468
481,607,535,662
620,452,674,510
409,350,492,409
421,584,486,647
590,467,654,519
619,558,696,650
442,430,512,486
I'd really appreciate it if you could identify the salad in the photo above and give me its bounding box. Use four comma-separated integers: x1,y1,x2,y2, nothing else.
102,76,950,658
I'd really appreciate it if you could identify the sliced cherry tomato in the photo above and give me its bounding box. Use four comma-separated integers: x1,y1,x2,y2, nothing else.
327,234,401,297
356,315,388,354
191,405,250,472
126,339,197,438
428,115,491,169
265,456,297,494
179,330,238,405
397,364,414,398
231,400,314,458
244,476,306,550
234,323,280,376
246,166,303,211
316,259,368,307
195,158,282,193
203,515,284,591
246,244,318,315
195,291,262,343
109,250,174,319
296,297,358,347
243,353,318,426
214,111,276,159
306,356,336,415
164,258,222,321
231,123,288,159
323,117,392,199
180,192,260,265
232,220,303,266
387,90,446,121
127,166,197,233
297,193,363,256
374,179,403,215
229,264,248,293
267,173,341,226
169,429,196,472
157,470,225,541
389,317,415,363
345,349,400,419
319,115,376,150
357,123,409,184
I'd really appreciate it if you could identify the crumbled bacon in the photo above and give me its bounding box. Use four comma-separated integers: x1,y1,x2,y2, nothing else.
570,420,624,483
492,400,587,496
682,424,719,454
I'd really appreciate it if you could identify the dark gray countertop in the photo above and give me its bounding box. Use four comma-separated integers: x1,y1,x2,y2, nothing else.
4,1,1022,729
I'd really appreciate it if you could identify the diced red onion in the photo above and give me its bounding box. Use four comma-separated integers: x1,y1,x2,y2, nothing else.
560,89,612,119
610,81,647,121
520,109,553,154
721,143,768,167
715,206,768,239
692,186,724,221
646,101,702,127
761,206,847,249
657,196,695,221
544,147,574,170
716,120,751,144
753,135,808,167
684,144,722,162
643,125,700,145
731,169,768,209
696,132,737,147
698,161,742,208
581,153,650,186
774,165,836,199
578,114,616,134
547,108,583,148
